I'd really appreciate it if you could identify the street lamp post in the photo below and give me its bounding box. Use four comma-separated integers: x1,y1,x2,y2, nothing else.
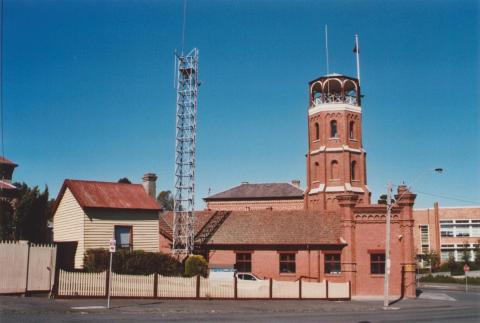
383,168,443,309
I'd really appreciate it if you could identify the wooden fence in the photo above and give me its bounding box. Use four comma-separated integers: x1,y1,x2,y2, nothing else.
0,241,57,294
57,270,351,300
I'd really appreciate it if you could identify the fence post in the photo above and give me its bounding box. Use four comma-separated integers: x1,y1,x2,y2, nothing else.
51,267,60,299
269,278,273,299
234,276,238,299
153,273,158,298
196,275,200,298
24,242,31,295
105,270,110,299
299,278,302,299
348,281,352,300
325,280,329,299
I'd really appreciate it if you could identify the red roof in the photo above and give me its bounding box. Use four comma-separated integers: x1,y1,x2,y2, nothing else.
0,156,17,166
54,179,161,212
160,210,341,246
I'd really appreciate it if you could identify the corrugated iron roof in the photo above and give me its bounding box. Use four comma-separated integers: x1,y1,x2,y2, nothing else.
54,179,161,212
204,183,304,201
0,181,16,190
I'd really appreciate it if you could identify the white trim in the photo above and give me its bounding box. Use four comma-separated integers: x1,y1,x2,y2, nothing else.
351,187,364,193
309,103,361,116
345,183,352,191
310,145,365,155
308,184,325,195
325,186,345,192
0,180,16,189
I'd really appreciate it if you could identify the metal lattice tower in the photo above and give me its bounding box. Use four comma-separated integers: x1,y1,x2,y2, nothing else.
173,48,199,255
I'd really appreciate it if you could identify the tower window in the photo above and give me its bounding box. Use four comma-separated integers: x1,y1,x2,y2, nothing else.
330,120,338,138
330,160,339,179
349,121,355,139
314,123,320,140
351,161,357,181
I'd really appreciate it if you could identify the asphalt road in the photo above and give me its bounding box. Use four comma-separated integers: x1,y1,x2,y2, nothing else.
1,287,479,322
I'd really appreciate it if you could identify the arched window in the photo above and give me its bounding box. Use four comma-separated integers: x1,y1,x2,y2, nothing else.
314,162,320,178
351,161,357,180
314,123,320,140
330,120,338,138
330,160,339,179
349,121,355,139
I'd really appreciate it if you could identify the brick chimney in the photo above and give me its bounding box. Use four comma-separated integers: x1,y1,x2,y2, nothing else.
291,180,301,188
142,173,157,199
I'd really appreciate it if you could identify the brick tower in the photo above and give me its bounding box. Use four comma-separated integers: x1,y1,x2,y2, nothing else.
304,74,371,210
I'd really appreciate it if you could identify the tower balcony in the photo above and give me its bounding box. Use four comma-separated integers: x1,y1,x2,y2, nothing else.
309,74,361,108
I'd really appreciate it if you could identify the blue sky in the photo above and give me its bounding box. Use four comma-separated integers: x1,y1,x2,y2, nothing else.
2,0,479,208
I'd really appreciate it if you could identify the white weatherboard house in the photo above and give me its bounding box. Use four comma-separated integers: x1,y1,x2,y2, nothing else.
52,174,161,269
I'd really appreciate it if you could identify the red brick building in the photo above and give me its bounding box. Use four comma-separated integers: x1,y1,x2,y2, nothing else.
160,73,418,298
413,203,480,265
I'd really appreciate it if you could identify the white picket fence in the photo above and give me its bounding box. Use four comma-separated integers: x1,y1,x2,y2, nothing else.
57,270,351,300
0,241,56,294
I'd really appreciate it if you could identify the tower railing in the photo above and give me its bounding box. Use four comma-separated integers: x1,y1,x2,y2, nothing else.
313,94,358,106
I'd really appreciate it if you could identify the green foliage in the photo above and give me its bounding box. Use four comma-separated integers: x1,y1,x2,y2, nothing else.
118,178,131,184
436,258,479,275
83,248,182,275
184,255,208,277
157,190,174,211
1,183,54,243
474,241,480,267
423,250,441,270
420,274,480,285
0,199,14,240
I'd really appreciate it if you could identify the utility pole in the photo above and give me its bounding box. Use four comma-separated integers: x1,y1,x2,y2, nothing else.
383,181,392,308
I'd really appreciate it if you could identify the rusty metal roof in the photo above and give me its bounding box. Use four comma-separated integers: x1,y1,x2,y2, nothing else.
54,179,161,212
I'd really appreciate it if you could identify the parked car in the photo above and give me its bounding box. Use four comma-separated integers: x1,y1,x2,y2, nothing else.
236,273,262,281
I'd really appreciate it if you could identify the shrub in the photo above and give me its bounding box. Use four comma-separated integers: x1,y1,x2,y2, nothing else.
83,248,183,275
184,255,208,277
420,274,480,285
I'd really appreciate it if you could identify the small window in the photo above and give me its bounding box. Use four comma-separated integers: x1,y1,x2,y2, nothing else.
314,122,320,140
236,253,252,272
279,253,296,274
370,253,385,274
349,121,355,139
114,226,133,250
351,161,357,181
330,120,338,138
325,254,341,274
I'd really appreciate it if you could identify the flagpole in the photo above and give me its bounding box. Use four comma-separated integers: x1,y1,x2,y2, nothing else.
355,34,361,84
325,25,329,75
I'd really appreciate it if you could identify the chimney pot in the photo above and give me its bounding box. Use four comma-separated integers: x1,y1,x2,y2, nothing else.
291,180,301,188
142,173,157,199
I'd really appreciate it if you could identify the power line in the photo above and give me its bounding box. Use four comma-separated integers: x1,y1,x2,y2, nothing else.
392,183,480,204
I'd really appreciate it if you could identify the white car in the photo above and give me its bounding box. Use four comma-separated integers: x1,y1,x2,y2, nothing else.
236,272,262,281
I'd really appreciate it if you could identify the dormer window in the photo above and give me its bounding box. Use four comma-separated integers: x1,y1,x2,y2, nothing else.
330,120,338,138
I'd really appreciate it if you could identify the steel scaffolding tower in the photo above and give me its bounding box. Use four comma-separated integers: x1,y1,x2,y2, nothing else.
173,48,199,255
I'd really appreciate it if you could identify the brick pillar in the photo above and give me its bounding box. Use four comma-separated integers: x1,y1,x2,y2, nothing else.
395,185,417,298
337,193,358,296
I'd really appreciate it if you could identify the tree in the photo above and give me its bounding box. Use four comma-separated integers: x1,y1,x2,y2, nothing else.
474,240,480,267
424,250,440,270
157,190,174,211
10,183,54,243
461,241,471,265
184,255,208,277
0,199,14,240
118,178,131,184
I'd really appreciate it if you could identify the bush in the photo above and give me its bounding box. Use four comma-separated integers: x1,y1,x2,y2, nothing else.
435,260,479,275
83,248,183,275
184,255,208,277
420,274,480,285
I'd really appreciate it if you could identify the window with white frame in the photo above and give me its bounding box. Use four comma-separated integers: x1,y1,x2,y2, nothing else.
420,225,430,253
455,225,470,237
